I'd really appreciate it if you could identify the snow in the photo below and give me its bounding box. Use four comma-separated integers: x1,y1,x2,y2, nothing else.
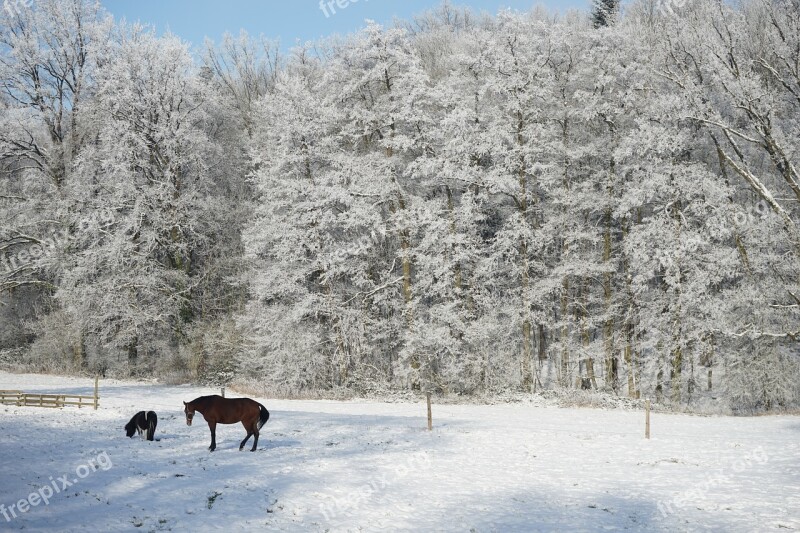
0,371,798,532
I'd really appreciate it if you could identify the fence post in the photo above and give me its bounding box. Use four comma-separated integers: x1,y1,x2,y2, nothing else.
645,398,651,439
221,386,225,398
426,393,432,431
93,376,99,410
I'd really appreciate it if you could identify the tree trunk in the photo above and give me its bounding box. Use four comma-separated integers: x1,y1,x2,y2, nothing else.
517,111,533,393
579,280,597,389
603,140,617,390
621,215,639,398
559,111,572,390
445,185,475,322
603,209,616,391
560,277,570,388
671,343,683,403
670,200,684,403
445,186,464,296
392,193,417,389
127,337,138,367
73,333,86,370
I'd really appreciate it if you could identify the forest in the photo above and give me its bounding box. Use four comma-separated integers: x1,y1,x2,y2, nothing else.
1,0,798,410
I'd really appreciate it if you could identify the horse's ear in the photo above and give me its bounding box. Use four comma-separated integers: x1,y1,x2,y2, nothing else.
183,401,187,405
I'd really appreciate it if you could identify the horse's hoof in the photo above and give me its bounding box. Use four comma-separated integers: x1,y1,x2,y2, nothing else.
250,448,257,452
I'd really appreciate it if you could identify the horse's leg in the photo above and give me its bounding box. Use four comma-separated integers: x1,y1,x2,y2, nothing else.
251,420,260,452
207,421,217,452
239,421,253,451
147,413,157,441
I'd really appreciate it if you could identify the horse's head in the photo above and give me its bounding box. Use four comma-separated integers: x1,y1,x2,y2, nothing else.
183,401,195,426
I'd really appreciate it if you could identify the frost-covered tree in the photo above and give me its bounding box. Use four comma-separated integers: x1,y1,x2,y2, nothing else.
56,27,229,374
1,0,797,408
0,0,109,365
235,1,798,403
653,0,800,405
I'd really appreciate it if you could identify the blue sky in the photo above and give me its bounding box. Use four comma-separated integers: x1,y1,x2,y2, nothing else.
101,0,591,50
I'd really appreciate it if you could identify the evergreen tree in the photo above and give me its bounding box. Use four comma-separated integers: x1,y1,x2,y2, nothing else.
592,0,620,27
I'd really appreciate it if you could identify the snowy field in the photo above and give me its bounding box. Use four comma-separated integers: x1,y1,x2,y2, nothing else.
0,372,798,532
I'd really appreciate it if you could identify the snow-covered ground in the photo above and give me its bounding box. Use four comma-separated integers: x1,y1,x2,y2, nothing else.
0,371,798,532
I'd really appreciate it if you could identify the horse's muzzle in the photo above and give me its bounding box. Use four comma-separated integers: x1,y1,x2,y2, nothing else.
186,419,192,426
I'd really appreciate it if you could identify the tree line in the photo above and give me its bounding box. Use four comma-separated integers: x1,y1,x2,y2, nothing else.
1,0,798,409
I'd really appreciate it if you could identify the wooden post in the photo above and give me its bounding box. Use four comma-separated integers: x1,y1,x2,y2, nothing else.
645,398,651,439
221,387,225,398
93,376,99,410
426,393,432,431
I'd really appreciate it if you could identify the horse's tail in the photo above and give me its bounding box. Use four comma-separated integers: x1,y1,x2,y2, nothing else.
147,411,157,441
257,403,270,430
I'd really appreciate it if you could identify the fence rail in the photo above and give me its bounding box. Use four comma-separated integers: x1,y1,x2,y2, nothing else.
0,378,99,409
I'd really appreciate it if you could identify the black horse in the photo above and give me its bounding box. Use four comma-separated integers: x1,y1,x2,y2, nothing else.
183,395,269,452
125,411,158,441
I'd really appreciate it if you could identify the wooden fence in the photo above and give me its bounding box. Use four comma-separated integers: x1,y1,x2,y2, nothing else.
0,377,99,410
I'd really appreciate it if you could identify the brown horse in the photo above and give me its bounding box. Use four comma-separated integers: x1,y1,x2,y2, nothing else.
183,395,270,452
